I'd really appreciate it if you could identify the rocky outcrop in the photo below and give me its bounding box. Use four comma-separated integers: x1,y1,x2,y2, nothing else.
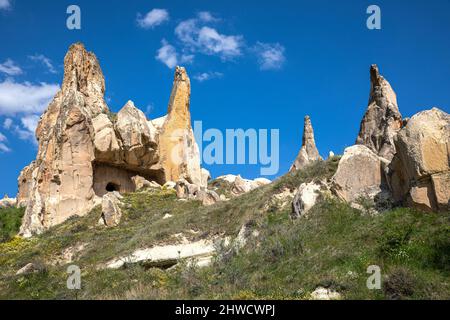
292,181,324,218
100,191,123,227
17,43,207,237
0,195,16,209
215,175,271,196
388,108,449,212
158,67,204,187
331,145,390,204
175,179,220,206
356,65,403,161
290,116,322,171
105,237,220,269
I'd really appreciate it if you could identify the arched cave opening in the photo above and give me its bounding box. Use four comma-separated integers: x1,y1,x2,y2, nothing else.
106,182,120,193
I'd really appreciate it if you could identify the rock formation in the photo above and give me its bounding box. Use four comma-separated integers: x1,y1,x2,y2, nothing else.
292,181,324,218
388,108,449,212
100,191,123,227
17,43,207,237
290,116,322,172
331,145,390,204
0,195,16,209
356,64,403,161
175,179,220,206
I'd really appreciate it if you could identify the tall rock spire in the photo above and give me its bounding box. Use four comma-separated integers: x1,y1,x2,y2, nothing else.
158,66,203,186
356,64,403,160
290,115,322,172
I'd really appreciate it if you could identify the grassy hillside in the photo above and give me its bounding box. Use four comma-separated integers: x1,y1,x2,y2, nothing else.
0,158,448,300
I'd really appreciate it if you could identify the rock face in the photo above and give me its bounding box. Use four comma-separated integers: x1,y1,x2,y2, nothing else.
17,43,206,237
175,179,220,206
388,108,449,212
101,191,123,227
356,65,403,161
292,181,323,218
158,67,203,187
331,145,389,203
290,116,322,172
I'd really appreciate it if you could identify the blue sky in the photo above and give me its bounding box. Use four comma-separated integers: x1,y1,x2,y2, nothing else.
0,0,449,196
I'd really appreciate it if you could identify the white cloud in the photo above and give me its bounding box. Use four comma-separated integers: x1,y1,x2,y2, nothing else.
137,9,169,29
156,39,194,69
197,27,243,59
3,118,12,129
0,131,10,152
0,79,59,116
174,17,243,60
28,54,57,74
197,11,219,22
0,0,11,10
21,114,39,133
194,71,223,82
0,59,23,76
254,42,286,70
156,40,178,69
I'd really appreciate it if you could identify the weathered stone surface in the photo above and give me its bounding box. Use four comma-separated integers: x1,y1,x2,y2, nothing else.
292,181,323,218
131,175,160,191
290,116,322,172
0,195,16,209
17,44,208,237
331,145,387,203
356,65,403,160
101,191,123,227
105,237,220,269
176,179,220,206
389,108,449,211
116,100,158,167
310,287,341,300
16,263,38,275
92,113,120,162
158,67,204,188
215,174,271,196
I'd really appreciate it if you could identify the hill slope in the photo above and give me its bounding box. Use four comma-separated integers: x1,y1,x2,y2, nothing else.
0,158,449,300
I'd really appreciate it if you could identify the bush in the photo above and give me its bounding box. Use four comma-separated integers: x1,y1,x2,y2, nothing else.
0,206,25,243
383,267,416,300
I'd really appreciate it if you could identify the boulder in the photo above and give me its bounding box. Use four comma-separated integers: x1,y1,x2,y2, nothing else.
331,145,389,203
292,181,323,218
389,108,449,211
290,116,322,171
101,191,123,227
175,179,220,206
356,65,403,161
131,175,160,191
116,100,158,167
310,287,341,300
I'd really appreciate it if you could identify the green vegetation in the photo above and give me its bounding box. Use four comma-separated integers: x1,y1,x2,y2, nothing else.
0,157,448,300
0,206,25,243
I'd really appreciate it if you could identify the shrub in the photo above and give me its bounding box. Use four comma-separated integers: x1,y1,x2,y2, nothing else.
0,207,25,243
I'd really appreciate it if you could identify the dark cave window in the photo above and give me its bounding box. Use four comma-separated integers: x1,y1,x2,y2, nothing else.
106,182,120,192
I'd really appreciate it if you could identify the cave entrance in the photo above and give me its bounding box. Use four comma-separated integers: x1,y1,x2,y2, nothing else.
106,182,120,193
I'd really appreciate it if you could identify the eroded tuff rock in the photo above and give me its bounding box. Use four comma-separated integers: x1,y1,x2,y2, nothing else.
292,181,325,218
100,191,123,227
356,65,403,161
17,43,207,237
175,179,220,206
290,116,322,172
158,67,204,187
0,195,16,209
388,108,449,212
331,145,390,205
